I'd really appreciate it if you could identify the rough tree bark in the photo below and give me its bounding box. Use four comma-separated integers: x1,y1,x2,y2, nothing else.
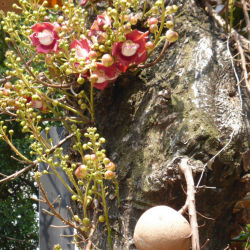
75,0,249,249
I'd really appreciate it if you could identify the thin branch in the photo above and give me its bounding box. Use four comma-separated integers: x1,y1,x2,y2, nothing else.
39,72,72,89
0,235,27,243
196,185,217,189
0,76,13,84
38,179,86,236
196,211,215,220
0,172,7,177
241,0,250,40
179,200,188,215
225,0,229,34
226,36,244,107
204,1,250,52
50,225,70,228
201,239,210,249
42,208,55,216
51,195,61,205
234,33,250,94
179,158,200,250
0,132,75,183
86,198,99,250
10,155,27,164
0,163,36,184
30,196,46,203
11,40,70,90
60,234,76,237
136,39,170,69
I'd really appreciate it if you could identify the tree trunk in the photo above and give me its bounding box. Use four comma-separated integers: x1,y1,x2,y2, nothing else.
86,0,249,249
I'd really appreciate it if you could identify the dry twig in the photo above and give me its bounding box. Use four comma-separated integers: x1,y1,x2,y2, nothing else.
241,0,250,40
86,198,99,250
204,1,250,52
179,158,200,250
0,132,75,183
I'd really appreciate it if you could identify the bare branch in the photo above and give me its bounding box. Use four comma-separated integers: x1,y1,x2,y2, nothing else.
234,32,250,94
38,179,86,237
0,132,75,184
204,1,250,52
201,239,210,249
0,76,13,84
50,225,70,228
241,0,250,40
0,163,36,184
86,198,99,250
179,158,200,250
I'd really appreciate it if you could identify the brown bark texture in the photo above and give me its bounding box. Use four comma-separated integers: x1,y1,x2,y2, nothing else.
77,0,249,249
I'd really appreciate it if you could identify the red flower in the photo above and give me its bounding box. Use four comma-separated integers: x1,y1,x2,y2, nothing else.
92,63,122,90
112,30,149,66
88,12,111,42
70,38,91,62
30,22,59,53
91,12,111,32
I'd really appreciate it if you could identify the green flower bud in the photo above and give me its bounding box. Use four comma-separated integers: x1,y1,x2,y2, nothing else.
98,215,105,223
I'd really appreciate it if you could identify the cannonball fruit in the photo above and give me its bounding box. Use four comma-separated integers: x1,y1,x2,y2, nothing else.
133,205,191,250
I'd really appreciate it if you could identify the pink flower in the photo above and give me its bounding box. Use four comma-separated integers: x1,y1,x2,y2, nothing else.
80,0,88,6
92,63,123,90
30,22,59,53
88,12,111,43
112,30,149,66
91,12,111,32
70,38,91,62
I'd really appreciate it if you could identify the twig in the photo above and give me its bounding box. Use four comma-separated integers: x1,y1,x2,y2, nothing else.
0,163,36,184
196,211,215,220
226,36,244,108
204,1,250,52
86,199,99,250
51,195,61,205
11,40,70,90
30,196,46,203
50,225,70,228
136,39,170,69
39,72,72,89
0,109,17,118
60,234,76,237
196,185,217,189
38,179,87,237
0,76,13,84
58,197,62,214
179,200,188,214
234,33,250,94
10,155,27,164
225,0,229,33
42,208,55,216
0,132,75,183
0,235,27,243
179,158,200,250
241,0,250,40
201,239,210,249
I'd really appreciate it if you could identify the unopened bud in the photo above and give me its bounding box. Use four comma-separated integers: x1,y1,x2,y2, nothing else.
102,54,114,67
166,30,178,43
148,17,158,25
149,24,158,33
104,170,115,180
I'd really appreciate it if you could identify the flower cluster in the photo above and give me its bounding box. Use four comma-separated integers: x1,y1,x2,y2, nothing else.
29,11,151,90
